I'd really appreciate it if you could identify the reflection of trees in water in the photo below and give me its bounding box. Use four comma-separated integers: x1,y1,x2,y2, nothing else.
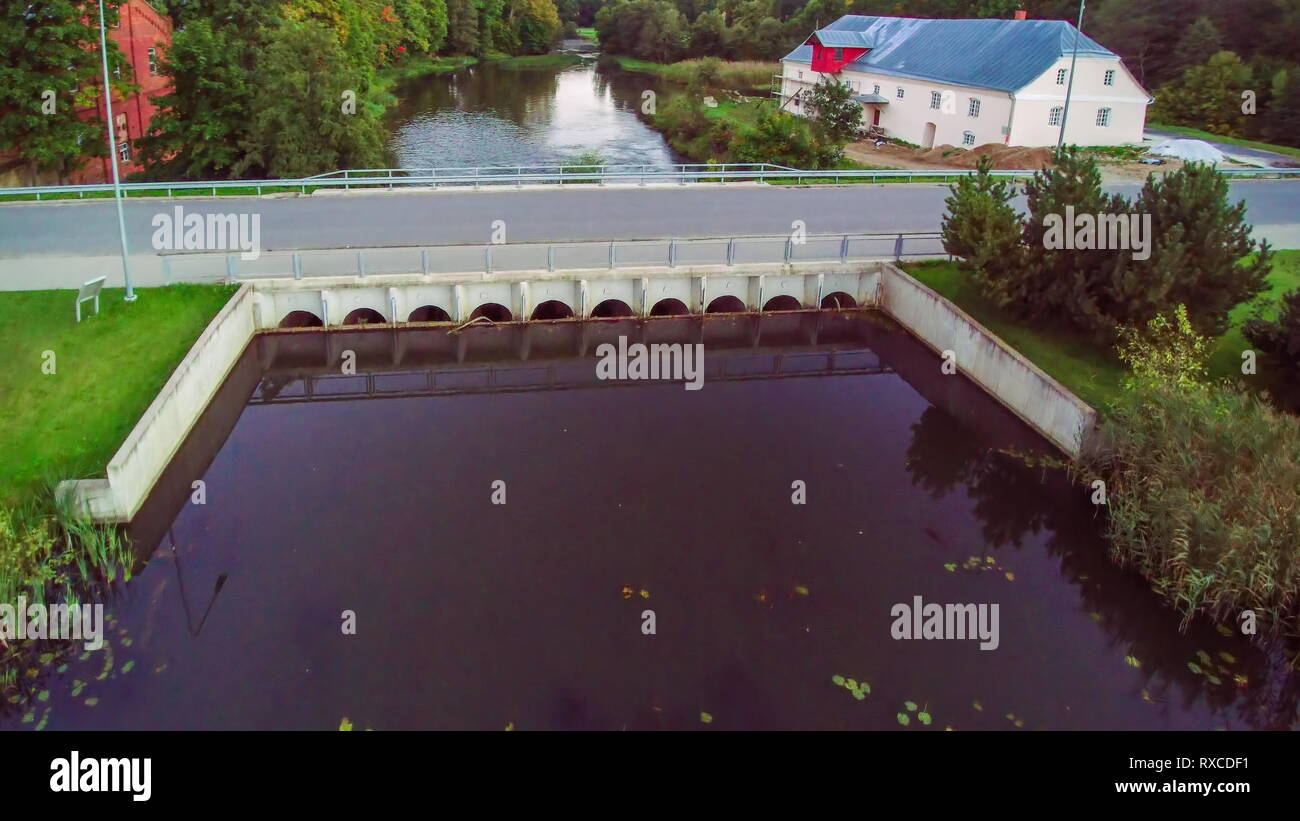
904,404,1300,729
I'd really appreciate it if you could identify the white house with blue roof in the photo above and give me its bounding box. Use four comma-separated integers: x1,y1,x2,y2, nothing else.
779,14,1152,149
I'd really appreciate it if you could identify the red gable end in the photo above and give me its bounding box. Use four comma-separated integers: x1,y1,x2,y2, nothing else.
807,35,868,73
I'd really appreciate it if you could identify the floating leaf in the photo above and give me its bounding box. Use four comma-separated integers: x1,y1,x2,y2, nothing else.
1014,719,1024,727
1188,661,1203,674
121,637,133,648
1215,624,1234,637
943,563,957,572
700,712,713,724
831,674,846,687
852,690,865,701
84,698,98,707
120,661,135,674
1196,650,1212,665
38,653,54,665
859,681,870,695
985,556,995,564
904,700,918,712
1124,655,1141,668
1219,652,1236,664
35,710,50,732
896,713,910,726
1233,674,1248,687
21,712,34,724
1005,713,1016,721
918,711,932,726
37,690,49,702
56,664,68,674
945,725,953,731
1206,674,1222,686
1088,612,1101,622
620,586,633,600
504,722,515,731
71,680,85,698
1004,572,1015,581
1140,689,1153,703
845,678,858,691
793,584,810,596
972,700,983,711
339,717,353,731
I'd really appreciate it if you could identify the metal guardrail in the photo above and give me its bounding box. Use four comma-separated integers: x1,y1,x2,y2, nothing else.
7,163,1296,201
160,231,949,284
0,165,1042,201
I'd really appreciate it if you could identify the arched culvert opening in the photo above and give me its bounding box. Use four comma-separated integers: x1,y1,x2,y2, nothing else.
763,295,803,312
591,299,634,318
821,292,858,310
530,300,575,320
706,295,746,314
408,305,451,323
279,310,323,328
470,302,513,323
343,307,386,325
650,298,689,316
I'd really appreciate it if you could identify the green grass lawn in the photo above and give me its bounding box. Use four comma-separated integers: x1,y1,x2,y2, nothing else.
576,27,597,40
1147,123,1300,160
0,284,237,504
904,249,1300,410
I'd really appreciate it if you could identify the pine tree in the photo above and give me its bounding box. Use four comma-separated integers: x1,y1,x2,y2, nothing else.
1172,16,1224,75
446,0,480,54
940,155,1026,307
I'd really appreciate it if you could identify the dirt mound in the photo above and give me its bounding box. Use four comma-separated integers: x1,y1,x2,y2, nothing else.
947,144,1054,169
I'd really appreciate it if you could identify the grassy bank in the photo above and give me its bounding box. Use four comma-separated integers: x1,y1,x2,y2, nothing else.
376,54,477,96
904,249,1300,409
606,55,776,92
1147,123,1300,160
487,53,586,70
0,284,238,503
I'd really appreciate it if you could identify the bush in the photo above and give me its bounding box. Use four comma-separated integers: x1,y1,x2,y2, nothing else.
731,109,838,168
1091,379,1300,650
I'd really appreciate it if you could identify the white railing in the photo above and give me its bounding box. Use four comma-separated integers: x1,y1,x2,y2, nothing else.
159,231,949,284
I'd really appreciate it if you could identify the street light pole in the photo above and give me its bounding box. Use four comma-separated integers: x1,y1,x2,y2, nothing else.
97,0,136,302
1056,0,1086,153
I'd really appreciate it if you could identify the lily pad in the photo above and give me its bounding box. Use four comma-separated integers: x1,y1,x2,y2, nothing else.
896,713,910,726
339,717,353,731
904,700,917,712
831,674,846,687
1219,652,1236,664
972,700,983,711
943,563,957,572
918,711,932,726
700,711,713,724
84,698,98,707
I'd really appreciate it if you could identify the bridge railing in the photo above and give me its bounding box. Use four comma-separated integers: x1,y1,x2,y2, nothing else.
159,231,950,284
5,163,1298,201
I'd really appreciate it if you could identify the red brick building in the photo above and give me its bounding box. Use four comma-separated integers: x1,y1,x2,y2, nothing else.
73,0,174,183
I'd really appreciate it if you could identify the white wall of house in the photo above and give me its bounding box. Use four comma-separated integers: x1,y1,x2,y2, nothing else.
780,53,1149,148
1009,55,1150,146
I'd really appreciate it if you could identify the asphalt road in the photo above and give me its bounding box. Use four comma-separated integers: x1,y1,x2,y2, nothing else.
3,180,1298,259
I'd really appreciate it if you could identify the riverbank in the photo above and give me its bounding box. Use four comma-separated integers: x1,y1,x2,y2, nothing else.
904,250,1300,409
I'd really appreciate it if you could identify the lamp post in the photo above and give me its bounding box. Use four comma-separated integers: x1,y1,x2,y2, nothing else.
97,0,136,302
1056,0,1086,153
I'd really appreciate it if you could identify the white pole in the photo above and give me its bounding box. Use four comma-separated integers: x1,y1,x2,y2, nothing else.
98,0,136,301
1056,0,1086,153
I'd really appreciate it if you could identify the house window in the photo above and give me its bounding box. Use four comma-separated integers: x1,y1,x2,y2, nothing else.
968,98,980,117
962,131,975,147
896,86,905,99
930,91,942,109
798,70,803,79
834,47,844,61
1048,106,1063,126
1104,69,1115,86
148,47,158,76
1056,68,1067,85
117,141,131,162
1096,107,1111,127
873,83,880,95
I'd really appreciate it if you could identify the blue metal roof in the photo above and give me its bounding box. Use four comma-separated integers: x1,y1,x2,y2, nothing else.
811,29,875,48
785,15,1116,92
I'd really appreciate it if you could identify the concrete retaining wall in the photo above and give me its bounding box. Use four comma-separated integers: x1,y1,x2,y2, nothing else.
58,283,257,522
876,263,1099,459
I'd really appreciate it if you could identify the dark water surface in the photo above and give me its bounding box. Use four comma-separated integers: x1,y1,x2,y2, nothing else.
386,61,681,170
5,313,1297,730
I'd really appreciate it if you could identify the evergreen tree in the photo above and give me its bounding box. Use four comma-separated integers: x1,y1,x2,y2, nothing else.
446,0,480,54
1172,16,1224,74
940,155,1026,304
1244,289,1300,375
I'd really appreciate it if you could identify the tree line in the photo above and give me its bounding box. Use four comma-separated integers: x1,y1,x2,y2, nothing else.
1,0,571,181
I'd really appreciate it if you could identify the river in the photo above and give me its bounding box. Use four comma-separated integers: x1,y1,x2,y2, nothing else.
386,59,683,170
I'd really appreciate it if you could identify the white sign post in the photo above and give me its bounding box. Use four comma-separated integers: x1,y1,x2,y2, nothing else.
76,276,107,323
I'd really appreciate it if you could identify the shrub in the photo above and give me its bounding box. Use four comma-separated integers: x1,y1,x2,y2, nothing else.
1244,288,1300,376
